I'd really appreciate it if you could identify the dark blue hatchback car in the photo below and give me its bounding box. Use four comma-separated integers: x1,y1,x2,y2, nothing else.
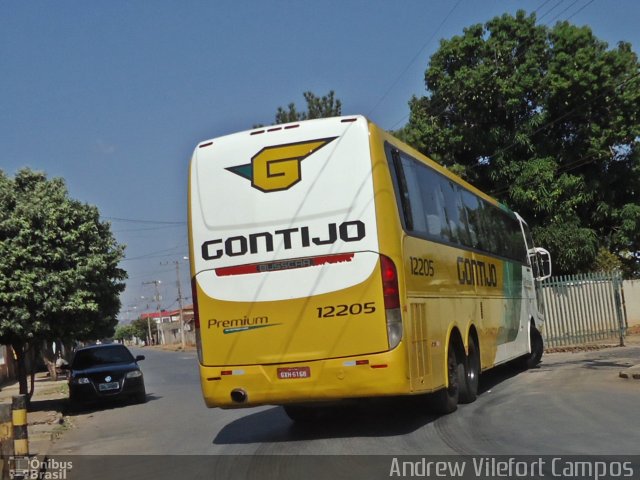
66,344,146,408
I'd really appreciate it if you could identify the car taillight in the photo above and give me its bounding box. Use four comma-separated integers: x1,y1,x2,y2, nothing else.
380,255,402,349
191,277,203,363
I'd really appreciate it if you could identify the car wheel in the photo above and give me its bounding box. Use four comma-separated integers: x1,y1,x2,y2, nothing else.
68,394,81,413
134,388,147,404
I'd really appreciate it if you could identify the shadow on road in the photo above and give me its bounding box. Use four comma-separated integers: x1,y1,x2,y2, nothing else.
212,360,539,446
28,397,67,414
213,398,440,445
477,361,535,394
60,393,163,416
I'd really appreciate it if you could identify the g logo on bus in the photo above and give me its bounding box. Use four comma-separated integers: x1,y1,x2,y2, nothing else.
226,137,337,192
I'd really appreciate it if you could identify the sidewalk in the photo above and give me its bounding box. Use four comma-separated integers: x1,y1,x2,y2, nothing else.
145,343,197,352
0,372,70,456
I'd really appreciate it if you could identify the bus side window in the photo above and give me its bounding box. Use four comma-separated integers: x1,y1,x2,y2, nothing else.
439,179,462,245
510,217,528,263
491,209,509,258
390,148,415,231
461,190,481,249
477,200,497,254
412,158,449,241
452,184,472,247
433,182,452,241
400,157,427,234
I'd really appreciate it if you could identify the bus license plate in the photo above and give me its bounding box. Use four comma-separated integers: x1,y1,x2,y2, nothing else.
277,367,310,379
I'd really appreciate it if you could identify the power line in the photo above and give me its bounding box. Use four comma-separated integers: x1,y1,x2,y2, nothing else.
565,0,597,21
103,216,185,225
420,8,639,171
537,0,565,22
394,1,600,133
485,69,640,164
113,224,185,233
546,0,581,24
367,0,463,118
487,143,635,198
126,267,174,281
121,244,187,262
534,0,556,14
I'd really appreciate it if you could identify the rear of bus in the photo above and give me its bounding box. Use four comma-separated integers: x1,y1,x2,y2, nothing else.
188,116,406,409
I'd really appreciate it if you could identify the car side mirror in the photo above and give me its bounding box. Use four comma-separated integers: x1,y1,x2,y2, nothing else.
135,355,145,362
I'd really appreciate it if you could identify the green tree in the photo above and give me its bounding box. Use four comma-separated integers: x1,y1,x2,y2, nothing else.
594,246,624,273
275,91,342,124
0,169,126,397
114,324,136,343
131,316,156,344
402,11,640,276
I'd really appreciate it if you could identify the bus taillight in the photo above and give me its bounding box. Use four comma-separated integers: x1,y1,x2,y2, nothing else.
380,255,402,349
191,277,203,363
380,255,400,309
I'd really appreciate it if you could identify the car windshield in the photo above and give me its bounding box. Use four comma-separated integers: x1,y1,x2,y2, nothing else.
72,345,135,370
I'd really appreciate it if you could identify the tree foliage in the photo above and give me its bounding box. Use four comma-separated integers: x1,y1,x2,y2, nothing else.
131,317,156,344
402,11,640,276
0,168,127,395
114,324,136,342
594,246,624,273
275,91,342,124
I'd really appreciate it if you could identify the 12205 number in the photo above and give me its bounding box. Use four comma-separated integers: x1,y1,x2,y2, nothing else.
410,257,435,277
317,302,376,318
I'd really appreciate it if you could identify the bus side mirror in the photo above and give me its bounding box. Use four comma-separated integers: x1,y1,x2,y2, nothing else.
534,247,552,281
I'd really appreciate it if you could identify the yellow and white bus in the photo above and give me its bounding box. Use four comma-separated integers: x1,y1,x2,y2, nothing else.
188,115,551,420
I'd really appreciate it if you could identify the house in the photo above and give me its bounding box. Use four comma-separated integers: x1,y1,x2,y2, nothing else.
140,306,196,346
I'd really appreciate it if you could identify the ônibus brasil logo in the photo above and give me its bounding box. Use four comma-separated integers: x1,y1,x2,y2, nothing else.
226,137,337,192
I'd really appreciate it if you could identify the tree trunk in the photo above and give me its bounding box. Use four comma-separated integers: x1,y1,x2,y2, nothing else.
13,344,29,398
41,340,57,381
61,340,74,363
29,370,35,400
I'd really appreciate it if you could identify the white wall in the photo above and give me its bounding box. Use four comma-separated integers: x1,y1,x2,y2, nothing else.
623,280,640,327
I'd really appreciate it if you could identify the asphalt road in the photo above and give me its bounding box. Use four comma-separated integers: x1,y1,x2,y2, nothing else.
45,343,640,479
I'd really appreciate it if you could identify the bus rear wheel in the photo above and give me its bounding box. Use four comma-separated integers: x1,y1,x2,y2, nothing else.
430,342,463,414
283,405,319,423
459,336,479,404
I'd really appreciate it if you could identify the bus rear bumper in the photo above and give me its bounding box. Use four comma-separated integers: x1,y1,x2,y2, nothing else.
199,350,409,408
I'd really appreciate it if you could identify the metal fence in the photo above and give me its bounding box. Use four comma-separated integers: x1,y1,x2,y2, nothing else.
541,272,627,348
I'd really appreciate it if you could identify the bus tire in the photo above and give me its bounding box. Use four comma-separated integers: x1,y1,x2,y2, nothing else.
459,336,479,404
283,405,318,423
431,342,461,414
523,324,544,369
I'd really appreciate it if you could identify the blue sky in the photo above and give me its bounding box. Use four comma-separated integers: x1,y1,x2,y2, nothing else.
1,1,638,319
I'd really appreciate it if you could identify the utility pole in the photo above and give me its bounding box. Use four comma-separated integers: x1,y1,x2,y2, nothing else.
142,280,161,346
174,260,186,350
159,260,187,349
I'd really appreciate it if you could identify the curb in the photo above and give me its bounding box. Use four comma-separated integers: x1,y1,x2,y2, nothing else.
619,365,640,380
